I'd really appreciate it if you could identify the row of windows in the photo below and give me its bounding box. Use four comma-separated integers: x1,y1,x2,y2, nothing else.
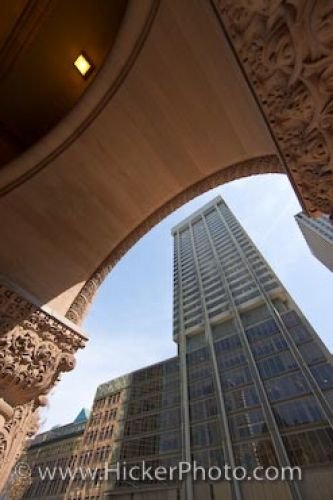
189,376,215,400
93,392,120,410
225,385,260,413
273,396,324,429
216,349,247,372
229,408,267,441
120,431,181,459
191,420,221,448
126,390,180,416
283,427,333,466
89,408,117,426
84,425,114,444
234,289,261,306
251,334,287,359
234,438,278,469
190,398,218,423
192,447,224,469
79,445,112,465
257,351,298,379
188,363,212,383
265,372,310,403
124,408,180,436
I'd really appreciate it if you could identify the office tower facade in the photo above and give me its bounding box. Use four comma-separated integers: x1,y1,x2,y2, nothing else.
172,196,333,500
21,409,89,499
295,212,333,272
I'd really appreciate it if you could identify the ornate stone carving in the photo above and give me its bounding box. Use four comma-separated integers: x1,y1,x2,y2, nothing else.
0,284,85,409
0,402,37,492
66,154,283,323
215,0,333,218
0,281,86,488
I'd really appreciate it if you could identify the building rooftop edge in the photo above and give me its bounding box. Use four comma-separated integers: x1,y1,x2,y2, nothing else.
95,355,178,400
171,195,225,234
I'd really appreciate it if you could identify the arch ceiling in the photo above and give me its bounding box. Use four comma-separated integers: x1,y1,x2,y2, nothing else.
1,0,328,321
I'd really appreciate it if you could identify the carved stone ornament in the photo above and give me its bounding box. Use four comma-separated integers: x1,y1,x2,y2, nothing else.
0,281,86,488
215,0,333,218
0,402,38,492
0,284,86,409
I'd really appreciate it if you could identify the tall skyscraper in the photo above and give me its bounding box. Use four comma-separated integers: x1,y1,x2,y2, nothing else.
295,212,333,272
172,196,333,500
21,196,333,500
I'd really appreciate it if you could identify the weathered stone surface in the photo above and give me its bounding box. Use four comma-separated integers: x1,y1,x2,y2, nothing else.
0,282,86,489
216,0,333,218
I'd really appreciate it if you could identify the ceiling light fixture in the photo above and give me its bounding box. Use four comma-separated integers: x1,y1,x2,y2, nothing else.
74,53,94,78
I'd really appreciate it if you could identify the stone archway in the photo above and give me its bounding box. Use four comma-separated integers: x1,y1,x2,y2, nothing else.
65,153,284,324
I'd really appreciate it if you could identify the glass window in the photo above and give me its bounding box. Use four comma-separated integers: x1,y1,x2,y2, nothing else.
162,389,180,408
187,346,209,365
192,448,224,468
214,334,242,353
257,351,298,379
217,349,247,371
186,333,206,353
230,408,268,440
273,396,324,428
191,421,221,448
221,365,252,390
251,334,288,359
189,377,215,400
299,341,326,365
240,304,270,327
188,363,212,382
289,324,312,344
225,385,260,412
282,311,299,328
234,439,278,469
160,408,181,429
311,363,333,390
190,398,218,423
160,431,181,453
283,428,333,466
265,372,310,402
246,319,279,343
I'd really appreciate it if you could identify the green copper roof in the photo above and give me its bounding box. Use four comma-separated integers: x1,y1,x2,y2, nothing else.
74,408,90,423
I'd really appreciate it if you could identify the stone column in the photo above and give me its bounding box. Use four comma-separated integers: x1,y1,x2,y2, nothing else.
0,281,87,491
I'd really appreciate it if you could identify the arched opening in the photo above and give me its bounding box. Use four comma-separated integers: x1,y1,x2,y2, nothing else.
41,173,333,430
1,0,333,494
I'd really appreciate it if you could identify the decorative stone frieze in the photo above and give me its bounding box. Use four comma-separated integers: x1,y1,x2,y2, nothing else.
215,0,333,218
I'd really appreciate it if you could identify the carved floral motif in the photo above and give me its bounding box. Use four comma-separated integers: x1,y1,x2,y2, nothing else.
216,0,333,217
0,282,86,487
0,402,37,492
0,285,85,408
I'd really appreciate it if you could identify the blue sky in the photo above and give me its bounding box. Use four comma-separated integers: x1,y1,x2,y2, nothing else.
41,173,333,430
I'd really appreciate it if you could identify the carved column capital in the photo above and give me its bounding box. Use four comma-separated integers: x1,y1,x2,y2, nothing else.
0,281,87,488
0,282,86,410
216,0,333,218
